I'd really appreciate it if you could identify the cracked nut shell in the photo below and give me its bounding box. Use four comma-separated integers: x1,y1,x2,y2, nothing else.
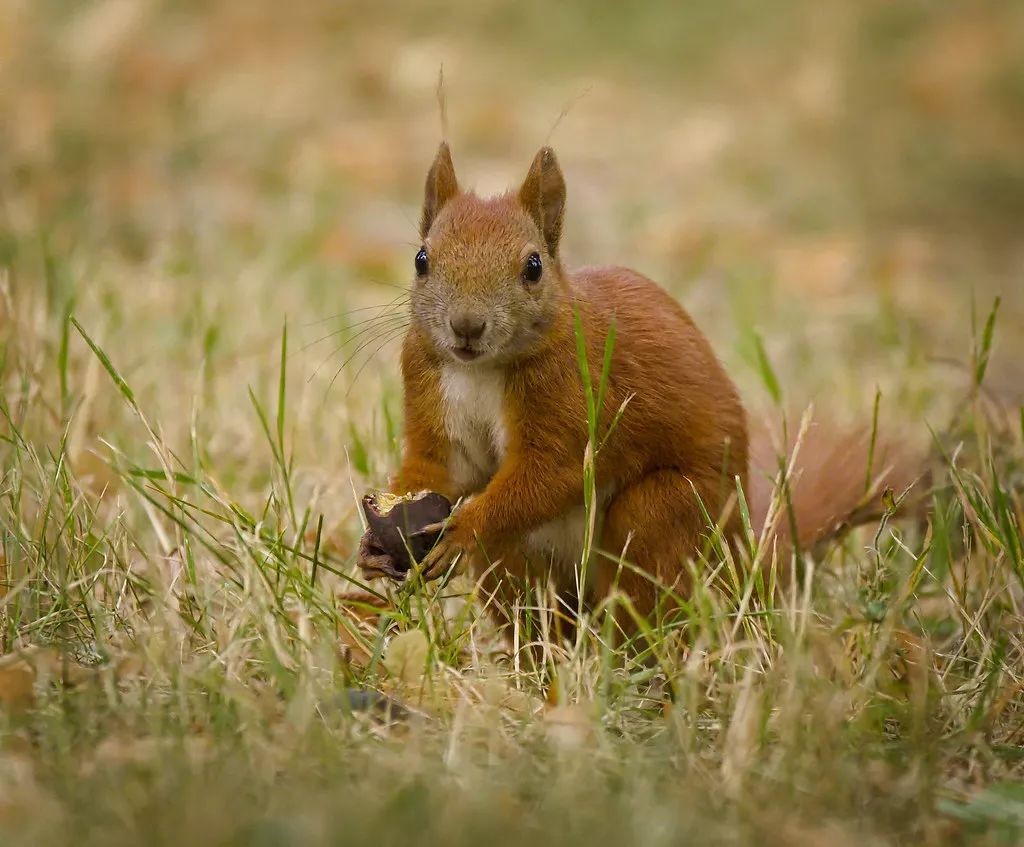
361,490,453,574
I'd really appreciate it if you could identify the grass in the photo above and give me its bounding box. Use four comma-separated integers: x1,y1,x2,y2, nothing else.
2,2,1024,845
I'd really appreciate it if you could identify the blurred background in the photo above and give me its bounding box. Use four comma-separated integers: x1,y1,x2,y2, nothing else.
1,0,1022,501
3,6,1024,842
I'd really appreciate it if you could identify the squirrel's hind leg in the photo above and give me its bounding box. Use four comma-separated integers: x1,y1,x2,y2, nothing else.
467,541,580,659
595,470,731,623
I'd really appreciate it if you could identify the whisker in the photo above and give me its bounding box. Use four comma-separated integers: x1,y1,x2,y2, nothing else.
309,317,409,367
303,292,410,327
361,279,414,294
344,324,410,399
301,286,410,364
325,323,409,399
307,317,407,384
313,319,411,388
301,309,410,352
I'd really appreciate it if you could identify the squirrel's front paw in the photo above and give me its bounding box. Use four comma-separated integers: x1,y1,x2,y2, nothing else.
415,520,474,582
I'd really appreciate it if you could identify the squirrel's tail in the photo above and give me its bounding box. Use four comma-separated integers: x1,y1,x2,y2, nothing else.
745,410,926,556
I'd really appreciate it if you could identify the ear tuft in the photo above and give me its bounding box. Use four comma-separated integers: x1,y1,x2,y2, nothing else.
518,147,566,257
421,142,459,238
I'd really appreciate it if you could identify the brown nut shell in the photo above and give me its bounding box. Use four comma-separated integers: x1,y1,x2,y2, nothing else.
361,491,453,574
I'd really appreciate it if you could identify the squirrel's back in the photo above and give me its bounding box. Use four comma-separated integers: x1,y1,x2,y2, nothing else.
571,265,921,560
567,264,748,494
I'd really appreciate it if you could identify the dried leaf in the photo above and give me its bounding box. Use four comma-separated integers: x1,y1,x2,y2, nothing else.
383,629,429,685
480,677,541,716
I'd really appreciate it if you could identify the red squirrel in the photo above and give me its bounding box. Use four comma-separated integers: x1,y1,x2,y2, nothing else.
357,143,915,614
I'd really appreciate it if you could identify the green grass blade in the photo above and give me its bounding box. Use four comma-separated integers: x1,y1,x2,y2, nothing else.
573,307,597,441
865,386,880,494
277,320,288,457
595,315,617,430
58,298,74,415
974,295,1001,388
70,317,137,410
752,330,782,405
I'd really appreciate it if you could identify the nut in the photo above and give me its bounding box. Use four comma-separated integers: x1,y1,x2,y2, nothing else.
360,490,453,578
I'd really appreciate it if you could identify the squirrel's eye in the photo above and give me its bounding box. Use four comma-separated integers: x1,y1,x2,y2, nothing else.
414,247,429,276
523,252,542,283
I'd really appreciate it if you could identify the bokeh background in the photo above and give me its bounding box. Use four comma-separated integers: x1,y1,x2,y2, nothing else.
2,0,1022,510
2,5,1024,844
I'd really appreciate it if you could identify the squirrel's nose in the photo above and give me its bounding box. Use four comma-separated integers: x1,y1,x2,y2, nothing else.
449,312,487,343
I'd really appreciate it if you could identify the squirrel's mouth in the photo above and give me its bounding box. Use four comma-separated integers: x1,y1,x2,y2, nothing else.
452,345,482,362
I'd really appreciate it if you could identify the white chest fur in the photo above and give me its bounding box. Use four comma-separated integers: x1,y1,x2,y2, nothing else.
440,365,508,492
526,489,616,574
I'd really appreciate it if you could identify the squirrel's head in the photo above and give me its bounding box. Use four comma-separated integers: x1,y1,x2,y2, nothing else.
410,143,567,367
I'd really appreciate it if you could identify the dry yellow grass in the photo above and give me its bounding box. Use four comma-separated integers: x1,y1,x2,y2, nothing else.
1,2,1023,845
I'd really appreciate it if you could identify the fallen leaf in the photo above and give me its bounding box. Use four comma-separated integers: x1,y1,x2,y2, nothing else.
479,677,541,716
383,629,429,685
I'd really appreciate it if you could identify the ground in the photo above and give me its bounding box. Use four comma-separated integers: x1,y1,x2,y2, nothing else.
1,2,1024,845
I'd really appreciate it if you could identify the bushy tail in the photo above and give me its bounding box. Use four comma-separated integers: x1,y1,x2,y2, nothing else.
746,409,926,555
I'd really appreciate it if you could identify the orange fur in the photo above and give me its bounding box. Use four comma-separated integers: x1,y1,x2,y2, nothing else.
747,414,923,555
357,143,920,616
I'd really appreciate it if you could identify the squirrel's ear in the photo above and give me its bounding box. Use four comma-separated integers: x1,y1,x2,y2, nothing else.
518,147,566,257
421,142,459,238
